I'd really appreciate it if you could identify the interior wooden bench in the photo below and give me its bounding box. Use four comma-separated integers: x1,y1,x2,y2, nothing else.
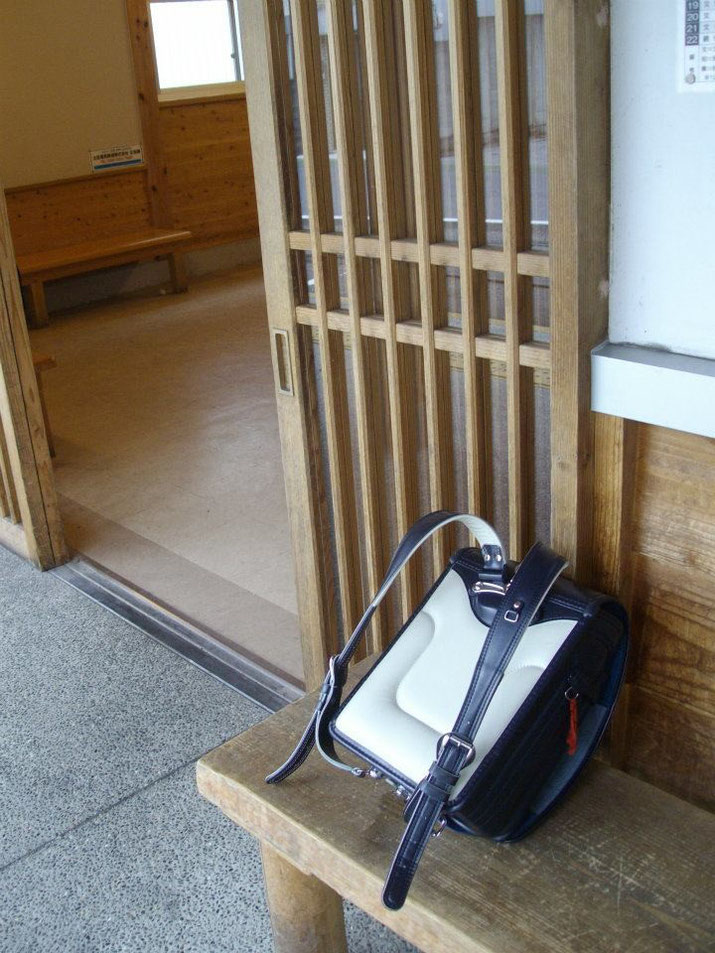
197,662,714,953
16,227,192,326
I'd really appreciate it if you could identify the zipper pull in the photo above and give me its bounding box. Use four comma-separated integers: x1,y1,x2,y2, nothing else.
565,686,579,756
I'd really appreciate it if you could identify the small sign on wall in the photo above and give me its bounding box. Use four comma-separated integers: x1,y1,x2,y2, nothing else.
89,145,144,173
680,0,715,90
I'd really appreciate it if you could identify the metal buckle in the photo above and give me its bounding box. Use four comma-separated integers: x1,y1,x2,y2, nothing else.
431,817,447,838
504,599,524,623
436,732,476,767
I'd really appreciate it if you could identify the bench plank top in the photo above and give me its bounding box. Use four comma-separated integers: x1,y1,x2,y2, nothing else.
16,228,192,278
197,671,715,953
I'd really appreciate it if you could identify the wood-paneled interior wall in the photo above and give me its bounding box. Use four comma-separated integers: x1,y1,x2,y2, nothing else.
624,424,714,810
4,95,258,257
159,97,259,245
5,169,152,257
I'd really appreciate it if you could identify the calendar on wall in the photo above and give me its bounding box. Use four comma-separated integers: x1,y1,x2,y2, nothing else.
680,0,715,90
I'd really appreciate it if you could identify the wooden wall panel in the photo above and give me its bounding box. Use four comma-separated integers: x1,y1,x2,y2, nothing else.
626,686,714,811
160,97,259,245
616,424,715,809
633,425,715,576
632,555,714,716
5,169,152,256
4,98,260,261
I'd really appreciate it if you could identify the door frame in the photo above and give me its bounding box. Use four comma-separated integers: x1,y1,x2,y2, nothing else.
0,184,65,568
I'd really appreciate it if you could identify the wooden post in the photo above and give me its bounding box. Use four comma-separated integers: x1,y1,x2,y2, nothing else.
261,843,348,953
237,0,336,689
592,411,638,767
0,184,65,566
546,0,611,580
27,281,49,328
124,0,173,228
168,252,188,293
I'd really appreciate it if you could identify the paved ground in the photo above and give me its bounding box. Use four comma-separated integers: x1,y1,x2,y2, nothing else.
0,545,416,952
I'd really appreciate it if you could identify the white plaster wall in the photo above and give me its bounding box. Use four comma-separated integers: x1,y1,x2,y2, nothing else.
0,0,141,187
610,0,715,360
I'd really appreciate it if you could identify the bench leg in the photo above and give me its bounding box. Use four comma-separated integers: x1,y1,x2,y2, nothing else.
27,281,49,328
35,372,56,458
168,252,188,293
260,842,348,953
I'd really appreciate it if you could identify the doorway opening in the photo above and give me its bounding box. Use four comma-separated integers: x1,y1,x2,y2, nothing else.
27,266,304,687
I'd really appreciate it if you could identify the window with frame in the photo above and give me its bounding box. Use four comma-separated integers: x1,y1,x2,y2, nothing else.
149,0,244,98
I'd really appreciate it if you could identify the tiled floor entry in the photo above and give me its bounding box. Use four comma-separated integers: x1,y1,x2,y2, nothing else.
29,266,303,684
0,544,417,953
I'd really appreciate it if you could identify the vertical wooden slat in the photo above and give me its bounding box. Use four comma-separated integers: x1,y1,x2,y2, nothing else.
124,0,173,227
448,0,490,519
238,0,336,688
362,0,420,614
325,0,387,652
275,1,305,234
592,412,638,768
494,0,530,559
402,0,454,569
545,0,610,578
0,422,20,522
289,0,363,636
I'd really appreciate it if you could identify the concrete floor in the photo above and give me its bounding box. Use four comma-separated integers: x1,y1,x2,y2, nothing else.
0,543,417,953
29,267,303,683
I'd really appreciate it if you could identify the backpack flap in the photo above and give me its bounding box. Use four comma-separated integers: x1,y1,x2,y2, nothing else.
331,566,579,797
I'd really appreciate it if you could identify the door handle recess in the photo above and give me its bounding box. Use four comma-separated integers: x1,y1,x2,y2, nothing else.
272,328,294,396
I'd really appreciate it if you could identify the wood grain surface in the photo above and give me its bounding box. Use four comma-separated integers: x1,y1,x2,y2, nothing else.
0,184,65,566
6,169,151,257
198,665,715,953
159,98,259,244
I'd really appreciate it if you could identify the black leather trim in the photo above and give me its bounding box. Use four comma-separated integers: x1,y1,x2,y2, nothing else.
381,542,568,909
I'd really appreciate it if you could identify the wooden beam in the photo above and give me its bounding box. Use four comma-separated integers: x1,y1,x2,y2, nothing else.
125,0,173,227
403,0,454,569
237,0,335,689
0,185,65,567
592,412,638,767
261,843,348,953
362,0,420,613
545,0,610,579
448,0,490,519
325,0,389,652
495,0,530,560
289,0,364,640
294,305,551,371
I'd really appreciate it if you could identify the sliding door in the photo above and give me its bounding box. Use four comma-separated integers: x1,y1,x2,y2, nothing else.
239,0,610,689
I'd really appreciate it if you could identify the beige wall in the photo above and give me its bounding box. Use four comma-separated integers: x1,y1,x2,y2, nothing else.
0,0,141,187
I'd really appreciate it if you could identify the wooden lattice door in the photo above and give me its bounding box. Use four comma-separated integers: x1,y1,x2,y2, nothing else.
239,0,610,688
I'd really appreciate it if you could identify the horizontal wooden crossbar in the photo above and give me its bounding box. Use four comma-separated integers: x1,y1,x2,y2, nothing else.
288,230,549,278
294,305,551,371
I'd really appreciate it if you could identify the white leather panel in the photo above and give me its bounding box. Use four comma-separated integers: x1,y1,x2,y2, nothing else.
334,569,578,796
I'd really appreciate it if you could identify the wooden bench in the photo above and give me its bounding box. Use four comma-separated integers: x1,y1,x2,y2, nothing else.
16,227,192,326
197,663,715,953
